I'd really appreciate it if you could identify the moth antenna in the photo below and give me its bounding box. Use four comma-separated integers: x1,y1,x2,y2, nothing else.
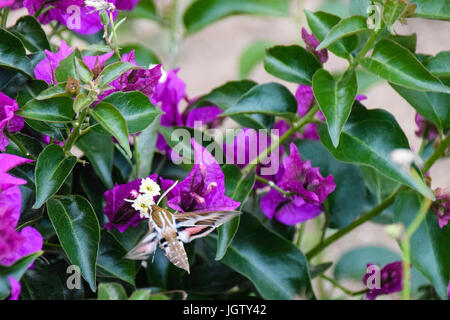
157,180,179,206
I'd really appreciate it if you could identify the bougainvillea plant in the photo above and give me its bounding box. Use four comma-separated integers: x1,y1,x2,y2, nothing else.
0,0,449,301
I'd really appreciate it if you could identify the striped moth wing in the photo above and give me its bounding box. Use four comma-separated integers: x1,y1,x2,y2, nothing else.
124,220,158,260
174,210,241,243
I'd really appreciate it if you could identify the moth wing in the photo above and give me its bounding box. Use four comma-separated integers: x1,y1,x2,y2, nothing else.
158,233,190,274
124,221,158,260
174,210,241,243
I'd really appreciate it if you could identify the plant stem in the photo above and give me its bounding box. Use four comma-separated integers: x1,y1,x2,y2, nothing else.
133,133,140,179
348,27,383,72
241,105,319,177
400,196,432,300
63,108,89,153
422,134,450,173
109,11,121,60
295,222,305,248
255,175,293,197
306,189,400,260
321,274,368,297
1,7,9,28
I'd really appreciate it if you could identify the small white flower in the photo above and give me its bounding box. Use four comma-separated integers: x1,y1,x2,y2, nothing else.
85,0,116,12
126,193,155,219
390,148,424,171
139,178,161,198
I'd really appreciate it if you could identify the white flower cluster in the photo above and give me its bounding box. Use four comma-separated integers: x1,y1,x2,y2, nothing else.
125,178,161,219
85,0,116,12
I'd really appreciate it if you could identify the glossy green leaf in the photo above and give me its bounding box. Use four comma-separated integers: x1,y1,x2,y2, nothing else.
205,213,313,300
222,83,297,119
97,283,127,300
76,130,114,188
11,15,51,52
97,232,136,286
47,195,100,292
360,39,450,93
5,132,43,159
316,16,368,51
424,51,450,77
391,82,450,132
296,140,366,229
387,33,417,53
411,0,450,21
360,165,400,202
18,97,75,122
33,144,77,208
129,289,152,300
91,102,131,158
0,29,33,77
183,0,289,34
239,40,271,79
55,51,80,83
191,80,273,130
383,0,408,27
0,252,42,299
394,190,450,300
73,92,95,114
304,10,357,59
216,165,255,260
98,62,139,88
318,102,434,199
312,69,357,147
125,0,159,21
20,260,65,300
75,58,94,83
101,91,162,133
264,45,321,85
134,115,161,178
36,83,72,100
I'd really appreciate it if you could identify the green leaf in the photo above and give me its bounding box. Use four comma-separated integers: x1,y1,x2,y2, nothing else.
318,102,434,199
101,91,162,133
76,130,114,188
120,44,160,65
410,0,450,21
18,97,75,122
0,28,33,77
391,82,450,133
5,132,43,159
387,33,417,53
98,62,139,88
304,10,357,59
394,190,450,300
239,40,271,79
97,232,136,286
264,45,322,85
125,0,159,21
312,69,357,147
360,39,450,93
10,15,51,52
0,252,42,299
424,51,450,77
222,83,297,119
360,165,400,202
91,102,131,158
36,83,72,100
75,58,94,83
191,80,272,130
296,140,367,229
97,283,127,300
134,115,161,178
129,289,152,300
205,213,313,300
383,0,408,28
20,260,65,300
33,144,77,208
216,165,255,260
316,16,369,51
183,0,289,34
55,51,79,83
25,119,65,142
47,195,100,292
73,92,95,114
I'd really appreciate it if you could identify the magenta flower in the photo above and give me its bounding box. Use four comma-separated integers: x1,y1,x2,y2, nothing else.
0,92,24,152
415,113,439,141
431,188,450,228
7,276,21,300
224,128,283,189
302,28,328,63
153,69,222,154
104,50,162,99
115,0,139,11
162,139,240,213
103,174,159,232
0,153,42,270
362,261,403,300
34,40,114,85
0,0,23,8
24,0,117,35
260,143,335,225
